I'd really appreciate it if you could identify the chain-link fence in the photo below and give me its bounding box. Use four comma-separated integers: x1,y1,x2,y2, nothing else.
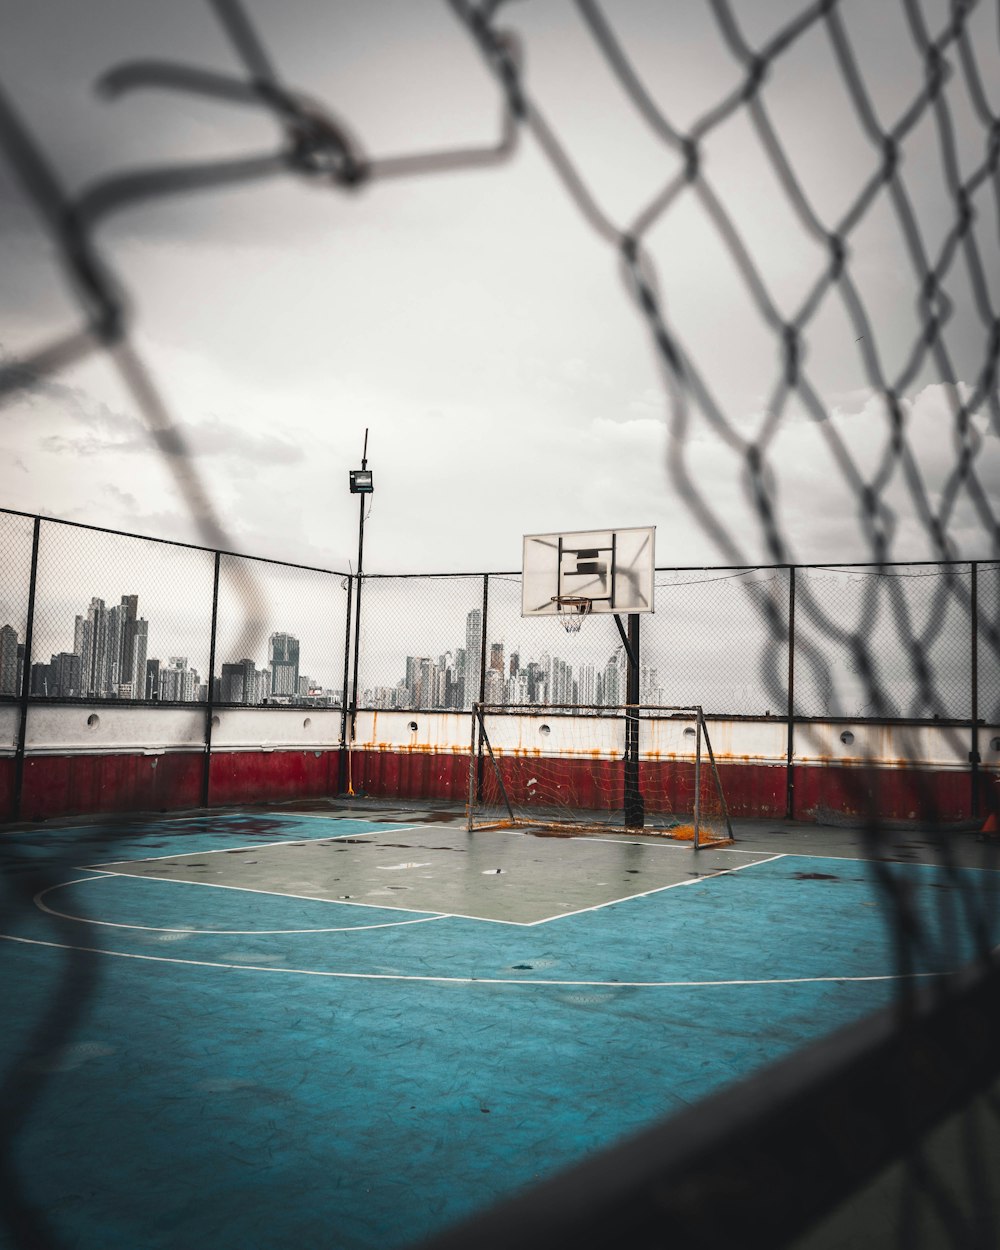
6,511,991,730
647,567,790,716
0,507,348,710
978,562,1000,725
353,573,486,712
214,553,348,708
794,563,975,719
0,511,34,701
29,517,216,703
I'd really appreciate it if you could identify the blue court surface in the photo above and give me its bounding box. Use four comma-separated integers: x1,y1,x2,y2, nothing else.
2,809,998,1250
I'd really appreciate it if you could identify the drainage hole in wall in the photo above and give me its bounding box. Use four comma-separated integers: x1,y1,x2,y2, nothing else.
87,714,100,728
840,730,855,746
211,715,221,728
991,736,1000,752
539,724,551,736
303,717,312,729
408,721,419,732
683,726,696,737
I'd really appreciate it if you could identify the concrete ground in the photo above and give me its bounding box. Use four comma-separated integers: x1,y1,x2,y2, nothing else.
1,801,997,1250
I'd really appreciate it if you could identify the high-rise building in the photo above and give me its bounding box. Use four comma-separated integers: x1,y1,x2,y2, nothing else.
577,663,597,708
602,653,622,706
30,661,51,696
463,608,482,704
159,656,202,702
508,671,530,704
146,658,161,700
640,665,661,706
118,594,139,688
76,598,108,696
526,661,545,704
219,661,245,703
269,632,300,698
131,618,149,697
489,642,504,673
50,652,82,696
0,624,19,696
551,657,574,705
483,666,505,705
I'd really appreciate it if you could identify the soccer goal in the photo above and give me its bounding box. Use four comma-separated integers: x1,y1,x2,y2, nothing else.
467,703,734,847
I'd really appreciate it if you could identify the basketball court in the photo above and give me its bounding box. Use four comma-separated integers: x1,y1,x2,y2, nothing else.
3,804,998,1250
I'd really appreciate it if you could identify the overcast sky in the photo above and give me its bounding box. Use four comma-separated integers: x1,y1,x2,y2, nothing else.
1,0,998,578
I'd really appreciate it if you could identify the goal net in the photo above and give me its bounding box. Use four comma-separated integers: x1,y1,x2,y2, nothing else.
468,702,734,847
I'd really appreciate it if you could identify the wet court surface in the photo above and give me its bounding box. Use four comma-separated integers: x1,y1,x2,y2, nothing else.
2,807,998,1250
92,824,770,924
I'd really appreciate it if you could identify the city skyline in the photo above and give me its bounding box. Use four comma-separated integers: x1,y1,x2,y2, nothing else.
0,594,341,706
360,608,663,712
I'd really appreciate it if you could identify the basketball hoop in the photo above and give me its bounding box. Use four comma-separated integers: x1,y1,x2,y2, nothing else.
551,595,592,633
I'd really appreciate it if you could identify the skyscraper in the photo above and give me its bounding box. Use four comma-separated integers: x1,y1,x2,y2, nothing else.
76,598,107,696
131,618,149,697
463,608,482,705
118,594,139,688
269,632,300,698
577,662,597,707
0,624,18,696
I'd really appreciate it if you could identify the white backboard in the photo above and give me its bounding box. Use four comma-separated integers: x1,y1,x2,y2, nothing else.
522,526,655,616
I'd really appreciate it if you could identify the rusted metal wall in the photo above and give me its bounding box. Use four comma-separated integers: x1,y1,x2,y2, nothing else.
4,707,995,825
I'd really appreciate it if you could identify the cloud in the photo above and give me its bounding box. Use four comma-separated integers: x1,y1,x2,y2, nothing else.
101,483,137,510
35,400,303,467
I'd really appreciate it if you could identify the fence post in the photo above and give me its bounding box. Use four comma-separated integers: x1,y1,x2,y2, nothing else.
12,516,41,822
970,562,979,820
476,574,489,801
337,574,354,795
785,565,796,821
201,550,221,809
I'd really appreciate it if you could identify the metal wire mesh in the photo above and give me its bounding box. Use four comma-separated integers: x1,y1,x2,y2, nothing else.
29,518,215,701
978,562,1000,725
794,563,974,719
647,567,790,715
353,574,485,711
214,554,347,706
0,511,34,699
484,573,632,709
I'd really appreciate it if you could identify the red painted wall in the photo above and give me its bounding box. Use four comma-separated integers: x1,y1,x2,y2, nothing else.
208,750,338,807
0,757,14,822
793,763,977,824
18,752,203,822
350,749,470,803
4,747,989,826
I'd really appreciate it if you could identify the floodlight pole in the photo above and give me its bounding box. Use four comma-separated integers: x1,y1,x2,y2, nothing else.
349,429,370,747
615,612,644,829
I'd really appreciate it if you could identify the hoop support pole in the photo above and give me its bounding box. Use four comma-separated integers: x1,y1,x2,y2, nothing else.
694,710,702,850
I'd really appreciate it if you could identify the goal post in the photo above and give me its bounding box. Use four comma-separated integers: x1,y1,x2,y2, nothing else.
467,702,734,847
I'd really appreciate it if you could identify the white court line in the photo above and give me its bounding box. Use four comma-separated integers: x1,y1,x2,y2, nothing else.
85,826,423,869
32,876,448,935
79,868,541,927
0,931,949,987
78,848,789,929
772,852,1000,874
84,868,451,918
519,854,787,926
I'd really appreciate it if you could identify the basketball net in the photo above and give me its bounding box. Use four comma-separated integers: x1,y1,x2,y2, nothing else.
553,595,592,634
